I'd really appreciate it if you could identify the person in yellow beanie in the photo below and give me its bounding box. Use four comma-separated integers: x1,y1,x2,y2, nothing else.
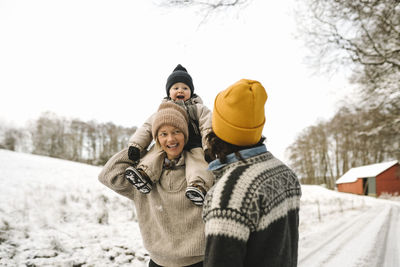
202,79,302,267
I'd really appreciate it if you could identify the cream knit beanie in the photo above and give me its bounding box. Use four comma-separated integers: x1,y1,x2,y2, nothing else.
152,102,189,143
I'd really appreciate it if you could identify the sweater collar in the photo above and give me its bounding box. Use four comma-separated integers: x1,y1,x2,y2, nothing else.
208,144,267,171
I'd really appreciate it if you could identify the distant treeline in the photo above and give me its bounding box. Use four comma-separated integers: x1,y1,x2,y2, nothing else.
1,105,399,187
286,103,400,189
0,112,137,166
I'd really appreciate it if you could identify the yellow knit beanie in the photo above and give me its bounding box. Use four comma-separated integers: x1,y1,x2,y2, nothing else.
212,79,267,146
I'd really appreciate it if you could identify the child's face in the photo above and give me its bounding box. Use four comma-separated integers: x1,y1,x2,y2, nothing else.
169,82,191,101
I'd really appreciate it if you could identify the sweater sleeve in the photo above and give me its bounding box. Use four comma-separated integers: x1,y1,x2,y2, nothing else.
196,104,212,150
204,216,249,267
98,148,136,200
128,113,155,150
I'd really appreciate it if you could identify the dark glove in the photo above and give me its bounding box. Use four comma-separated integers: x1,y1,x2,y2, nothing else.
184,136,202,151
204,148,213,163
128,146,141,161
184,121,202,151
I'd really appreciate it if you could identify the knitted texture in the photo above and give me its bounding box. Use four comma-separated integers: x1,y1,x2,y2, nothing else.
203,151,301,267
98,148,205,266
152,101,189,143
212,79,267,146
166,64,194,97
128,95,211,152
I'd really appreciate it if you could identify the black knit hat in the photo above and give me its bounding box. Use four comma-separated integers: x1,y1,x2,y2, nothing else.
165,64,194,97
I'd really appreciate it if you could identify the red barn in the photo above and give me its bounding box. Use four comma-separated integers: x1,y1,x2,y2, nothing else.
336,160,400,197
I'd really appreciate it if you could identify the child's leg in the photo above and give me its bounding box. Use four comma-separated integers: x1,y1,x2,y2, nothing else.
125,144,164,194
185,147,214,190
184,148,215,205
136,144,165,183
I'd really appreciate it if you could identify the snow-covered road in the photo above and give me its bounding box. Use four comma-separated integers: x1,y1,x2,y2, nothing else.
298,202,400,267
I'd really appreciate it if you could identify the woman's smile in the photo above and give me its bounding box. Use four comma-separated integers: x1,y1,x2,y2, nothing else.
167,143,179,148
157,125,185,160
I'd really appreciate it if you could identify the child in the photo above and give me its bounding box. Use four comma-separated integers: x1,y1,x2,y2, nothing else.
125,64,214,205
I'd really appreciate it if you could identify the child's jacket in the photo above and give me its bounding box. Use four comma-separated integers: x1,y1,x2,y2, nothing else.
129,94,212,151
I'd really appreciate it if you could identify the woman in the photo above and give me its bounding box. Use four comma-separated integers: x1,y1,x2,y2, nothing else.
98,102,206,267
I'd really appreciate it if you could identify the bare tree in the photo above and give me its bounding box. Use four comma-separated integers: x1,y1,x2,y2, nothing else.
287,103,400,187
28,112,136,165
156,0,252,24
158,0,251,9
67,119,86,161
2,129,20,151
296,0,400,104
31,112,64,157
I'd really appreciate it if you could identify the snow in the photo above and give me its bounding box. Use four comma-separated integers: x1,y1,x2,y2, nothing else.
0,149,148,267
336,160,399,184
0,149,399,266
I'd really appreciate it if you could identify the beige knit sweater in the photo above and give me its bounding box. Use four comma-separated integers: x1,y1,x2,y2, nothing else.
98,147,205,267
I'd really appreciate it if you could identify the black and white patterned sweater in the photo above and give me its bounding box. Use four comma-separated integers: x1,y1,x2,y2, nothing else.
202,145,301,267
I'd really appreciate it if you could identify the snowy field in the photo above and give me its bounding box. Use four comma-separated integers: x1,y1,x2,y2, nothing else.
0,149,399,267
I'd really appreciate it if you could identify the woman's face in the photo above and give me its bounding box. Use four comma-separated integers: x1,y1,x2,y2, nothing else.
157,125,185,160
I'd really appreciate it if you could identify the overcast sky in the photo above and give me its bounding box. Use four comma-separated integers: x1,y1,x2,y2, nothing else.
0,0,352,160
